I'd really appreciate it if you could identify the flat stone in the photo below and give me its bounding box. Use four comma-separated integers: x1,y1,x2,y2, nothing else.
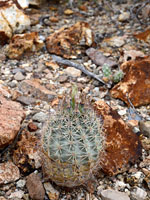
94,100,142,176
100,189,130,200
86,48,117,67
26,173,45,200
111,57,150,107
16,95,37,105
0,96,25,150
0,161,20,185
18,79,56,102
46,22,94,59
64,67,81,78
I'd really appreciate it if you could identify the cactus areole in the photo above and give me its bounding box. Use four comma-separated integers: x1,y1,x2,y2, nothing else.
41,96,105,187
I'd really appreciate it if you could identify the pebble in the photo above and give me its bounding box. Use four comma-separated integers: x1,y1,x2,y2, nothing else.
131,187,147,200
118,12,130,22
64,67,82,77
32,111,47,122
14,71,25,81
44,182,60,200
26,173,45,200
16,179,26,188
100,189,130,200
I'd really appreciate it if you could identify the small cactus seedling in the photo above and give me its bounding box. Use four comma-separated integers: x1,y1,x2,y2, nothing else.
113,70,124,83
102,63,124,83
41,86,105,187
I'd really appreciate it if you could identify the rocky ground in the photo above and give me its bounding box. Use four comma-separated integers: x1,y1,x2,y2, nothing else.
0,0,150,199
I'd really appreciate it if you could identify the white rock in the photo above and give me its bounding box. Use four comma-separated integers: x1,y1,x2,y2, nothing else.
131,187,147,200
16,179,26,188
64,67,81,77
100,189,130,200
118,109,126,116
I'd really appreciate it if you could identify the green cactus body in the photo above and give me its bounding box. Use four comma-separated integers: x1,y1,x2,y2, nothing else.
113,70,124,83
41,105,105,187
102,64,112,78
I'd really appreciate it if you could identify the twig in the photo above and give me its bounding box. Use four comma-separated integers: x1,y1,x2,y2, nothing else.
51,55,111,88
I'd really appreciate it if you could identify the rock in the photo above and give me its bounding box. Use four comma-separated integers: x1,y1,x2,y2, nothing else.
16,179,26,188
121,50,145,62
111,56,150,107
141,139,150,151
0,197,6,200
32,112,47,123
139,156,150,168
100,189,130,200
28,122,38,132
57,74,68,83
0,161,20,185
14,72,25,81
26,173,45,200
0,96,25,150
0,0,30,45
139,121,150,138
118,12,130,22
13,131,41,172
7,32,44,59
8,190,24,199
44,182,59,200
86,48,117,67
104,36,126,47
16,96,37,105
94,100,142,176
131,187,147,200
18,79,56,102
0,84,11,98
64,9,74,15
64,67,82,78
46,21,94,59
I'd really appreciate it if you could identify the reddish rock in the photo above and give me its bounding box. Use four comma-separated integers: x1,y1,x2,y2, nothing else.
94,100,142,176
46,21,94,59
18,79,56,102
0,161,20,185
0,96,25,150
26,173,45,200
110,56,150,107
13,131,41,172
7,32,44,59
28,122,38,132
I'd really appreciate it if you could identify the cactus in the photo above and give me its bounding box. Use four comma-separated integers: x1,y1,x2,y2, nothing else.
41,87,105,187
102,64,112,78
113,70,124,83
102,63,124,83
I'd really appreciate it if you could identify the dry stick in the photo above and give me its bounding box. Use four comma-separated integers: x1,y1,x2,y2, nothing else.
52,55,111,88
